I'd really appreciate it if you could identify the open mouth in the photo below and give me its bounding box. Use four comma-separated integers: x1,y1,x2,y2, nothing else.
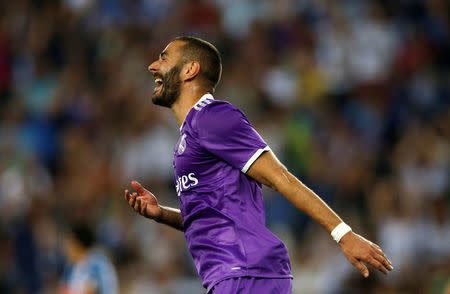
154,78,163,94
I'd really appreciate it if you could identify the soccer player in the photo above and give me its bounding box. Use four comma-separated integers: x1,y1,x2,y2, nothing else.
59,222,119,294
124,36,393,294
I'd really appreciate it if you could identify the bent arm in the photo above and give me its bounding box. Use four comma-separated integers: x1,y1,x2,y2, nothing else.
247,150,393,277
125,181,184,231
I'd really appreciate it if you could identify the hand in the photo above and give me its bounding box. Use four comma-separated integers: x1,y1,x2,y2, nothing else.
339,231,393,278
124,181,162,220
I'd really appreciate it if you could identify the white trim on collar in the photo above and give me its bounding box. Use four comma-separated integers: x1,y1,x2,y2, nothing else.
179,93,215,132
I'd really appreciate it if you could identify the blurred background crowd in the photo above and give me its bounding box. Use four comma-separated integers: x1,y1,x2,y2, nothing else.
0,0,449,293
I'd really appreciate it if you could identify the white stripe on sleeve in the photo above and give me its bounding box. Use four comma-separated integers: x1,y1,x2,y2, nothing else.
241,146,270,173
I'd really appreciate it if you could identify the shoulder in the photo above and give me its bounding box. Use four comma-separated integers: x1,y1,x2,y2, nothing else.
86,250,114,272
194,98,239,114
192,99,246,128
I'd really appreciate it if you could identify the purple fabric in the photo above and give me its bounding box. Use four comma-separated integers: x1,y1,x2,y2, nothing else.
210,277,292,294
173,94,292,292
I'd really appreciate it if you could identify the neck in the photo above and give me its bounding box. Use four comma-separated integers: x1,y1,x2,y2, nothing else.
69,246,88,263
171,84,210,127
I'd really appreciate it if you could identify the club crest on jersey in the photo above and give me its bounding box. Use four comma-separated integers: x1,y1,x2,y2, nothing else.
178,134,187,155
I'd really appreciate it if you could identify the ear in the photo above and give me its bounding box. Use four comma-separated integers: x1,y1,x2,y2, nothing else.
181,61,200,82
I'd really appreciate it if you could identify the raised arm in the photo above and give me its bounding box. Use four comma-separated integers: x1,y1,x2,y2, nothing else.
247,151,393,278
124,181,184,231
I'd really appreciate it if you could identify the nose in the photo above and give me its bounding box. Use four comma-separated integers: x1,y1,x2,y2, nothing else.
148,60,158,73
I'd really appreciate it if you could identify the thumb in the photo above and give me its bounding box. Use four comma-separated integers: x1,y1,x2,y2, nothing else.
350,257,369,278
131,181,148,196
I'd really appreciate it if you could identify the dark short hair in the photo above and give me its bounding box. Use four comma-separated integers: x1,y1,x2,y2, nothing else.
70,223,96,248
173,36,222,93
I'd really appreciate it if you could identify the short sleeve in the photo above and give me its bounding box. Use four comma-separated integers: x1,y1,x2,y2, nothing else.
196,102,269,173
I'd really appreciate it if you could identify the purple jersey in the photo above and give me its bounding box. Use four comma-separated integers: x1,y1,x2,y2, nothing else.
173,94,292,292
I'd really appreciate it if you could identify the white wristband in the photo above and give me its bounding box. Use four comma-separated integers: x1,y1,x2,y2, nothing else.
331,223,352,243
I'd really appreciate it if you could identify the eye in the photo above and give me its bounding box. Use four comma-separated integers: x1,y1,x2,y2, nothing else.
160,52,168,61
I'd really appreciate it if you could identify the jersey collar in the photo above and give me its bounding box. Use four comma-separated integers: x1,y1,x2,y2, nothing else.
180,93,215,132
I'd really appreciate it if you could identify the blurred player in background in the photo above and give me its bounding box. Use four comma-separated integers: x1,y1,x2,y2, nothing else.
59,222,118,294
124,36,393,294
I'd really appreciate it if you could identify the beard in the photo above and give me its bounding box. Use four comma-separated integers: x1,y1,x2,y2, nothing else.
152,65,182,108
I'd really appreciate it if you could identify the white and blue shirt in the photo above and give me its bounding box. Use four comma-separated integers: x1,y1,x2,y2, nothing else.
60,249,118,294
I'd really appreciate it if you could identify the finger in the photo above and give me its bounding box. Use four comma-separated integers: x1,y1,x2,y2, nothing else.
128,192,136,207
372,252,392,272
131,181,148,196
372,246,393,267
129,192,138,206
371,243,384,256
349,257,369,278
371,244,393,266
124,190,131,201
381,256,393,271
140,200,147,216
134,197,141,212
367,257,388,275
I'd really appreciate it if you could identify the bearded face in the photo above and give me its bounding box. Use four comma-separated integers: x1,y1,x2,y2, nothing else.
152,64,182,108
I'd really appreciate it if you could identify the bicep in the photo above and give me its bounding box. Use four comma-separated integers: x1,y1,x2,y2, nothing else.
246,150,291,191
